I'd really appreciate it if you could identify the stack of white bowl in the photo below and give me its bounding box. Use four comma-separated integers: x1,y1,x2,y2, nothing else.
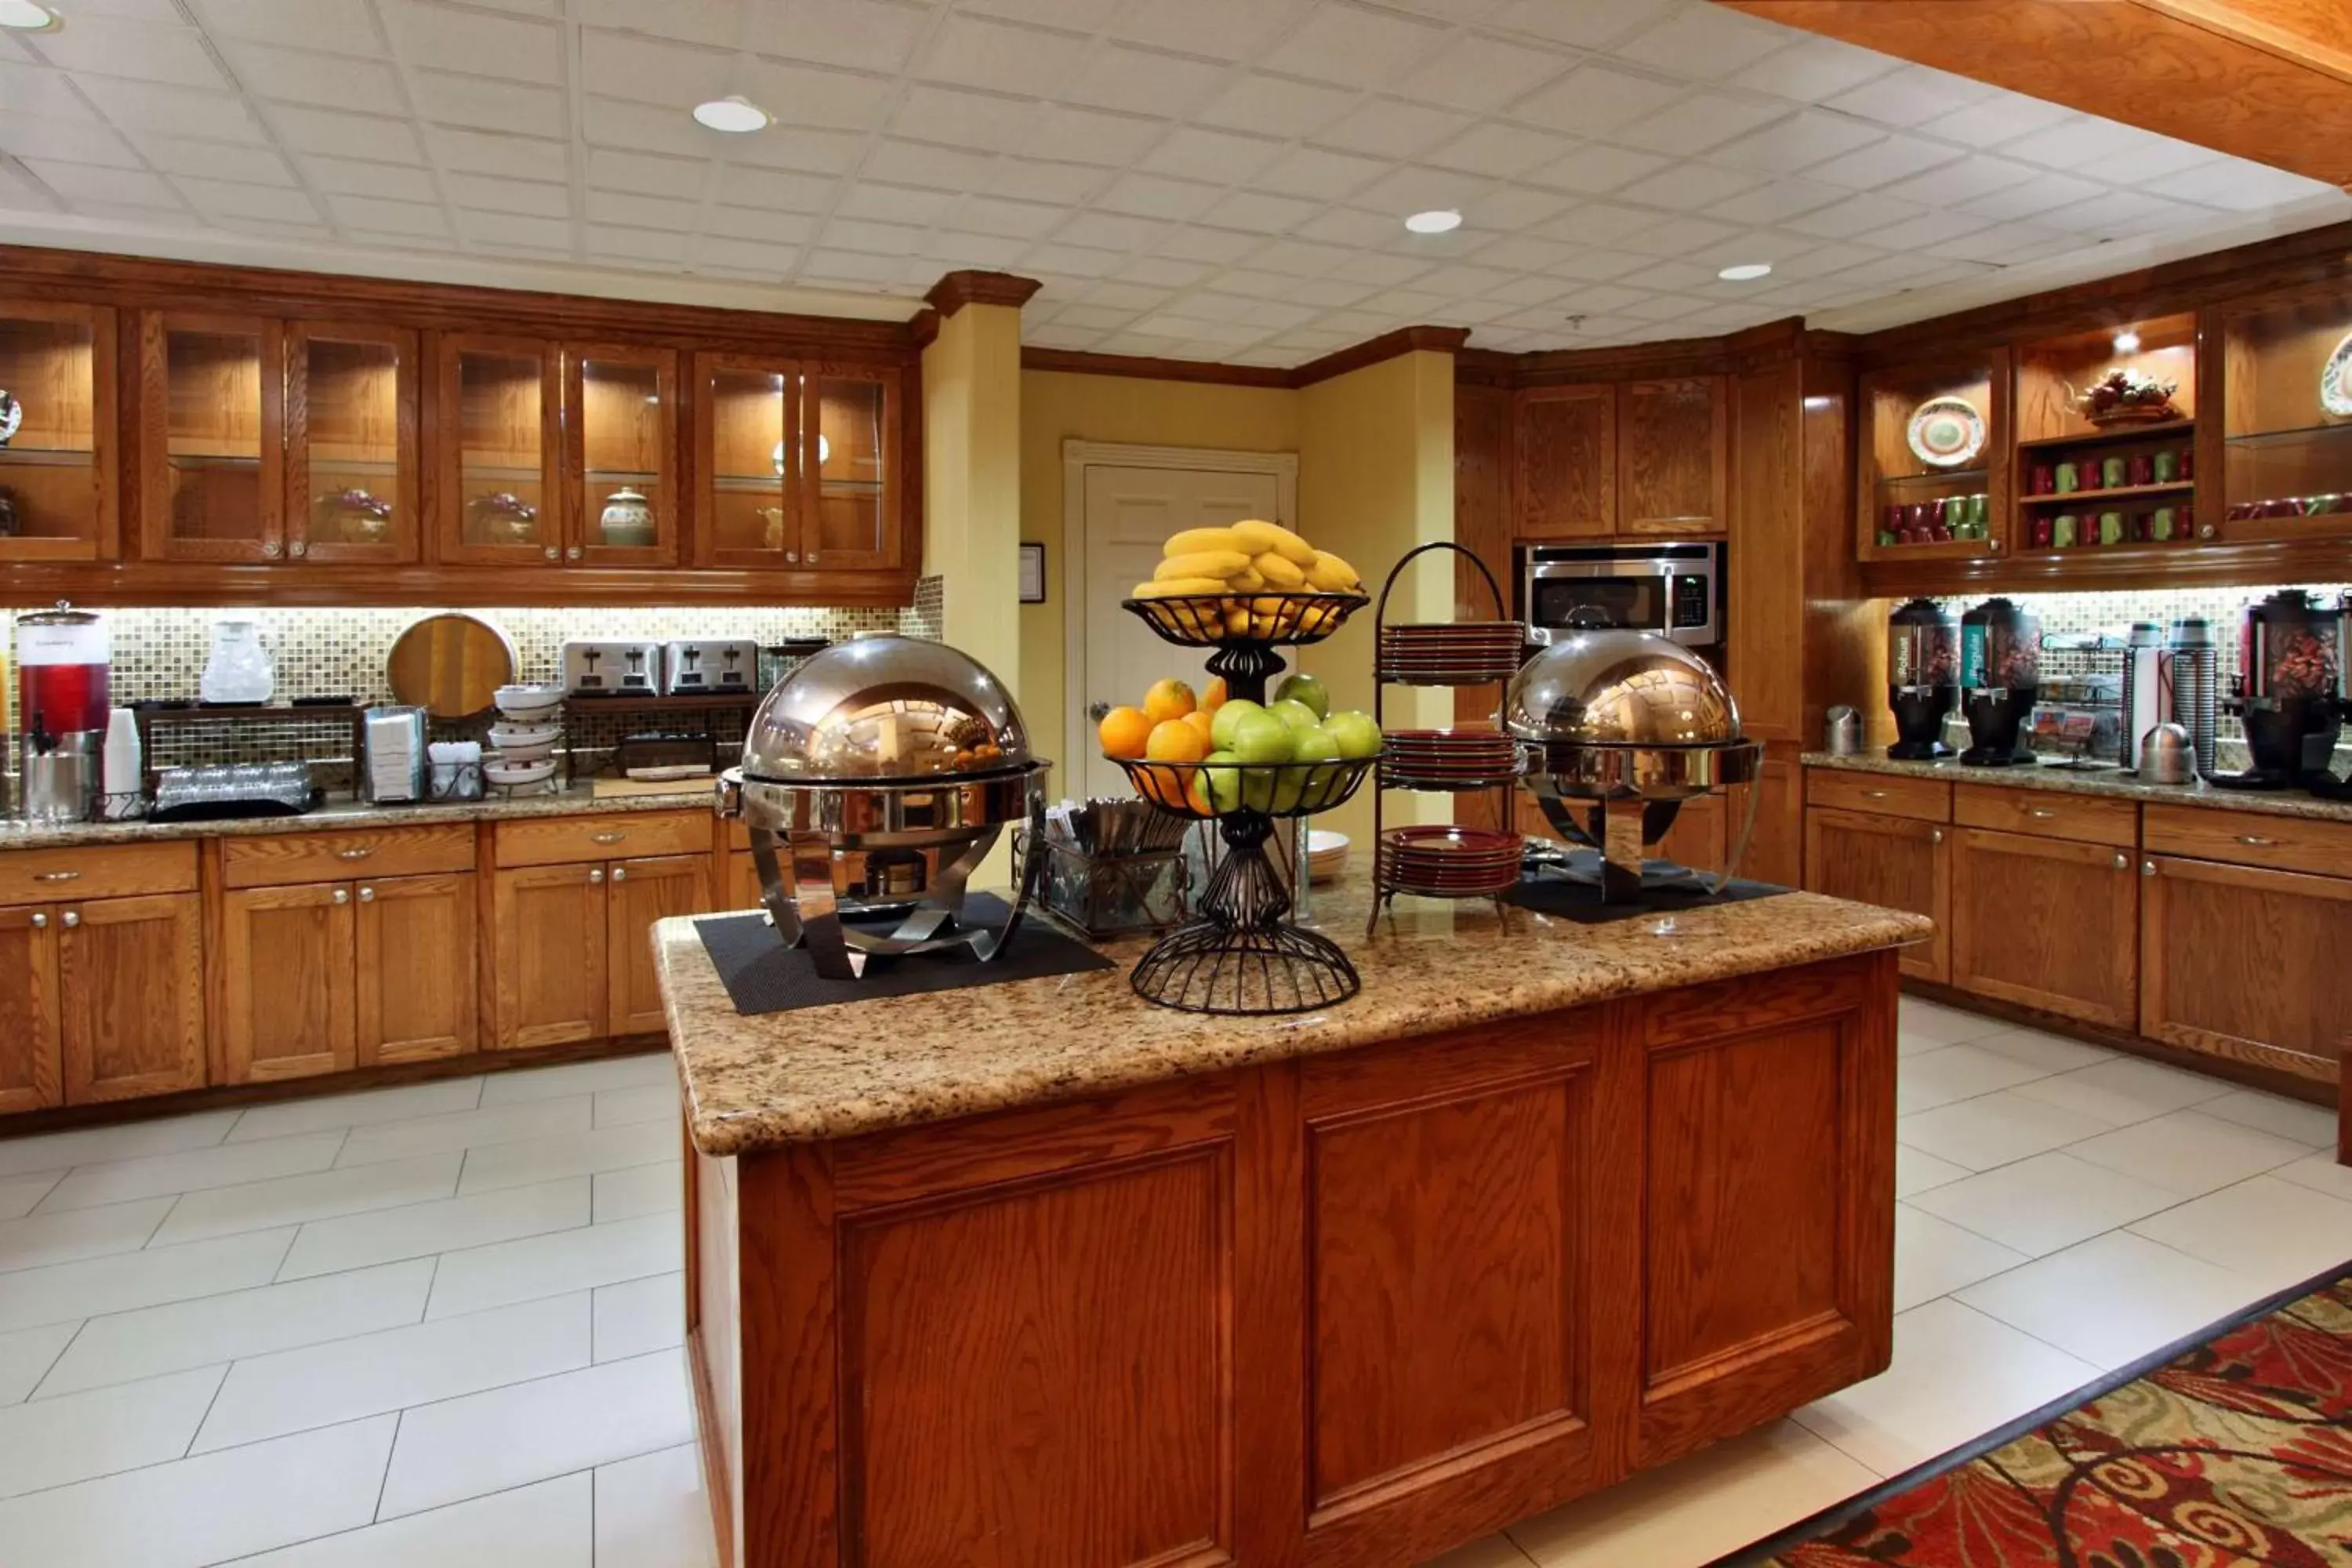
486,684,564,790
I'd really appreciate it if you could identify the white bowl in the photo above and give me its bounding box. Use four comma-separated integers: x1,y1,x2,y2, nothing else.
493,684,564,717
483,758,557,787
487,721,561,750
491,741,555,765
1307,829,1349,884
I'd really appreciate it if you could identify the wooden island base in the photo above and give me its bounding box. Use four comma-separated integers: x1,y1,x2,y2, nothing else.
683,949,1896,1568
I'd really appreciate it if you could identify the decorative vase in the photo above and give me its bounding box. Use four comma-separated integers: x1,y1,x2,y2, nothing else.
599,488,655,547
199,619,274,705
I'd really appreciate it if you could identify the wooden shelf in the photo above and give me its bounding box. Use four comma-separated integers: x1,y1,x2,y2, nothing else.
2020,481,2194,506
2227,420,2352,449
1878,467,1987,488
2016,419,2194,451
0,446,95,467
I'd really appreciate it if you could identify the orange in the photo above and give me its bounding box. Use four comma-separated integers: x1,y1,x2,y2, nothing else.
1201,676,1228,714
1181,709,1215,747
1098,705,1153,760
1145,718,1208,764
1142,677,1197,725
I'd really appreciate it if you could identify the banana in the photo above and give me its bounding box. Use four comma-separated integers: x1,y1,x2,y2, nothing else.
1306,550,1361,592
1227,564,1266,593
1161,525,1244,558
1250,550,1305,590
1133,576,1226,597
1225,605,1252,637
1232,519,1316,567
1156,550,1252,583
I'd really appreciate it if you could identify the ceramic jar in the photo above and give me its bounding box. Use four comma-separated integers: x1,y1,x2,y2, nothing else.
598,488,655,548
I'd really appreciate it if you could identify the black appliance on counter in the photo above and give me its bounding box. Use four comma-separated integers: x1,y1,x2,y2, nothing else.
1886,597,1958,760
1959,597,2039,767
2212,589,2344,790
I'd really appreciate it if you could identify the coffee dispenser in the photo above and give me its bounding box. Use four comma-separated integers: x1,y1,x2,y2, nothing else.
1958,597,2039,767
16,607,111,823
2212,589,2343,790
1886,598,1958,759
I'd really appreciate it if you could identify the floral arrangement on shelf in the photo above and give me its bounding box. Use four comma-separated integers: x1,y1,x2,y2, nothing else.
470,489,539,543
316,485,394,543
2074,367,2180,426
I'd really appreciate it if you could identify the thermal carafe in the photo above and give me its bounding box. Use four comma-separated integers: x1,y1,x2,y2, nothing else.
2121,621,2164,771
1958,597,2039,767
16,607,110,823
1886,597,1958,759
2166,617,2218,779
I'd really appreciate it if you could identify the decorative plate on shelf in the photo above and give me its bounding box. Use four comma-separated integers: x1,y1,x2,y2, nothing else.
1907,395,1984,467
0,389,20,448
2322,331,2352,418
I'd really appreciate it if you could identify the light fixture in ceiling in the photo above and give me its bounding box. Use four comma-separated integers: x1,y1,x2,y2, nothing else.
0,1,61,31
2113,329,2142,354
692,96,771,133
1403,209,1462,235
1717,263,1773,282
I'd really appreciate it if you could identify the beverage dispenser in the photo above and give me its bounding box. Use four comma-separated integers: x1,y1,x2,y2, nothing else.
1886,598,1958,760
2212,589,2342,790
1958,597,2039,767
16,607,110,823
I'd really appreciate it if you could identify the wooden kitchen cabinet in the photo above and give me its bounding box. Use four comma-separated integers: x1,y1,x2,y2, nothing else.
139,312,285,563
607,855,710,1037
569,343,678,567
59,892,205,1104
0,906,62,1113
0,302,118,563
434,332,562,567
1517,385,1615,539
357,873,477,1067
493,862,610,1049
220,882,356,1084
1949,827,2138,1028
1619,376,1727,535
286,321,417,564
2141,855,2352,1083
1806,808,1950,983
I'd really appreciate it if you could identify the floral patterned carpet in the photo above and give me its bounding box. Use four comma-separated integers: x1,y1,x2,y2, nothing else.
1742,1266,2352,1566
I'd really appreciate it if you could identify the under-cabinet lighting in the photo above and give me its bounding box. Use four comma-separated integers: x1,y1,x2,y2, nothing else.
2113,330,2142,354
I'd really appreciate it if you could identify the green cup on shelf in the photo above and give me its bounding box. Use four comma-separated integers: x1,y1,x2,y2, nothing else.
2099,510,2125,545
2102,456,2128,490
2053,514,2079,547
2055,461,2081,493
2152,450,2178,483
2151,506,2176,541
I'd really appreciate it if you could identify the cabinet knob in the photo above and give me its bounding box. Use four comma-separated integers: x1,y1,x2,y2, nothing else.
589,868,604,884
335,847,372,861
2112,851,2129,870
358,887,375,902
785,550,799,564
290,540,307,558
28,913,46,929
332,888,350,905
2142,859,2156,877
2028,808,2057,819
2199,525,2216,539
1930,828,1944,844
61,910,78,928
1860,789,1888,800
262,541,281,558
33,869,80,883
611,866,627,883
2237,833,2276,847
805,552,818,565
543,546,558,561
1986,539,2001,552
567,546,583,561
590,830,626,844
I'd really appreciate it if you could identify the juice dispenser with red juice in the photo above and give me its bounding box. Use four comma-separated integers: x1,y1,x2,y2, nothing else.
16,608,110,823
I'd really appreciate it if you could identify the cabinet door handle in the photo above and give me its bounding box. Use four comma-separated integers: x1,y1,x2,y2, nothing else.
33,869,80,883
2199,524,2216,539
566,546,583,561
2143,860,2156,877
1930,828,1944,844
332,888,350,905
28,913,46,929
2028,808,2057,819
588,868,604,884
335,847,372,861
590,831,626,844
358,887,375,902
543,546,558,561
804,551,818,565
612,866,627,883
1860,789,1888,800
2112,851,2129,870
262,541,281,558
785,550,799,564
61,910,78,928
290,540,307,558
2237,833,2277,846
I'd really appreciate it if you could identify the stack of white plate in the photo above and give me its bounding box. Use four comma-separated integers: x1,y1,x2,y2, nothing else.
486,684,564,787
1306,829,1349,885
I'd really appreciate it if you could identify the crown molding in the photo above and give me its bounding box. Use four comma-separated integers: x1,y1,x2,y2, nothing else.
1289,324,1472,387
924,270,1044,318
1022,346,1292,388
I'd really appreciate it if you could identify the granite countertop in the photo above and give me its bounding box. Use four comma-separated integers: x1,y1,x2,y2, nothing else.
654,878,1930,1157
1802,751,2352,823
0,782,717,851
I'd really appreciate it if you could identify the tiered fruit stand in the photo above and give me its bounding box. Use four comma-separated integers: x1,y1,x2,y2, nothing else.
1112,589,1378,1014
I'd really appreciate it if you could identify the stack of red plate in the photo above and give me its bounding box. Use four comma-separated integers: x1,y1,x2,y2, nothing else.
1375,825,1523,897
1377,622,1525,685
1379,728,1519,788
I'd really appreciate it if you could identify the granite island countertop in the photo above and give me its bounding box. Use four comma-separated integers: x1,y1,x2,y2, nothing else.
654,877,1932,1157
1802,751,2352,823
0,782,717,851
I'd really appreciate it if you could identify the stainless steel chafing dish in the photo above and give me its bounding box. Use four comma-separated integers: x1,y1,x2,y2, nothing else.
1503,628,1762,902
716,634,1051,978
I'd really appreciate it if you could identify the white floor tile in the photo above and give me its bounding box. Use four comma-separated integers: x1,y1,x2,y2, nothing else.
1965,1025,2120,1076
2272,1151,2352,1203
2194,1089,2336,1148
149,1153,462,1248
2009,1057,2232,1127
1896,1089,2120,1172
594,1272,683,1364
0,1323,76,1404
1907,1152,2182,1258
1897,1041,2058,1115
39,1260,434,1399
1792,1298,2100,1476
195,1293,590,1453
426,1212,682,1320
0,1171,63,1221
1897,996,2009,1047
0,1228,295,1334
225,1080,486,1145
0,1111,241,1181
0,1196,171,1272
592,1161,680,1225
593,1084,677,1129
1896,1029,1945,1059
335,1098,590,1168
1893,1144,1971,1199
455,1121,675,1196
276,1178,588,1282
595,1443,714,1568
38,1133,347,1214
1958,1230,2269,1370
2129,1174,2352,1293
377,1349,693,1519
1421,1537,1537,1568
477,1054,674,1107
0,1364,224,1499
2066,1109,2313,1197
1893,1203,2027,1310
224,1471,591,1566
0,1414,395,1568
1507,1419,1878,1567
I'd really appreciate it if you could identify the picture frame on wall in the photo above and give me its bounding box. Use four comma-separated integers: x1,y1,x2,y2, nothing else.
1018,542,1046,604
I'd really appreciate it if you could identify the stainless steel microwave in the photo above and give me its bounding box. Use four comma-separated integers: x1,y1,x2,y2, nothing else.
1520,540,1723,649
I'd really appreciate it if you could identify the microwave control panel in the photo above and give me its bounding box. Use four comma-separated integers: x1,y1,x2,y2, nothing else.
1670,574,1712,630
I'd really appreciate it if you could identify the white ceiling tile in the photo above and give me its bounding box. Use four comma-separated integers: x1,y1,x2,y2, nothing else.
973,187,1102,235
1617,292,1708,321
2090,135,2221,187
1848,208,1991,252
1742,241,1868,280
889,85,1036,154
1820,63,1999,129
1209,266,1306,297
1613,162,1759,212
1998,114,2157,172
694,235,806,274
1611,92,1786,156
586,226,689,266
1196,73,1355,140
132,136,296,186
0,60,96,120
1800,132,1963,191
1166,291,1258,323
2142,158,2332,210
1022,241,1126,278
991,158,1113,206
272,107,426,164
1625,257,1721,290
1294,205,1401,246
1530,201,1661,247
924,231,1034,267
1908,95,2077,151
1105,0,1317,60
220,41,406,114
587,190,702,230
1058,45,1230,118
1724,32,1896,102
1472,234,1571,272
1464,186,1573,230
1311,98,1471,160
1426,122,1578,180
175,177,320,223
1025,322,1107,350
572,96,720,160
586,149,711,199
837,182,958,226
1083,280,1177,309
1526,143,1671,195
1706,176,1846,225
1613,213,1740,256
1489,0,1673,49
916,13,1088,96
1141,126,1283,187
1710,110,1885,174
383,2,564,85
812,216,923,256
1055,210,1166,251
1015,104,1166,169
301,157,440,201
1227,343,1301,367
1412,262,1514,298
1248,237,1352,275
766,0,930,74
803,247,918,283
1197,188,1318,233
1959,170,2104,222
1115,255,1210,287
739,60,897,132
1250,146,1386,201
1397,34,1573,111
1327,250,1432,287
1613,5,1793,81
711,164,833,211
1262,3,1448,89
702,204,819,243
2052,189,2197,238
1426,297,1519,325
328,192,451,234
75,78,267,143
717,124,869,175
1044,303,1135,331
1550,282,1646,313
568,0,738,46
445,172,568,216
1923,220,2071,264
1780,191,1926,239
1874,154,2037,209
1352,165,1493,216
18,158,179,207
1352,286,1448,315
863,139,996,190
425,126,568,182
31,18,228,88
1483,271,1575,306
1238,298,1323,332
579,32,730,109
460,209,572,249
1512,66,1685,138
187,0,385,57
1283,275,1377,307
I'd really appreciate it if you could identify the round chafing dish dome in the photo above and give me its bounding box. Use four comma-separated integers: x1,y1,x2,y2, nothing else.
1503,630,1741,749
740,634,1033,782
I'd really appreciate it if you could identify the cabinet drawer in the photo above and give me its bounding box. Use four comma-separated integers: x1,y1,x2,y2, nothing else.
223,824,477,889
1805,769,1950,822
1954,786,2137,848
495,811,711,869
2143,803,2352,879
0,842,197,906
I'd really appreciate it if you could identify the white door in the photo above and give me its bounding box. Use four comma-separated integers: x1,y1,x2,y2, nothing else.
1078,463,1283,800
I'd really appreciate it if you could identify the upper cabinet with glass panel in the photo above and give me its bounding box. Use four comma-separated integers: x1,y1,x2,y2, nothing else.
435,334,560,566
694,355,901,572
570,346,677,564
140,313,284,562
804,366,899,570
0,303,116,562
288,323,416,564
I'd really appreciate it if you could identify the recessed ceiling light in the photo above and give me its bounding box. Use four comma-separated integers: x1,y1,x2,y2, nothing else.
692,96,770,134
1717,263,1772,281
1403,209,1462,235
2113,329,2142,354
0,1,61,31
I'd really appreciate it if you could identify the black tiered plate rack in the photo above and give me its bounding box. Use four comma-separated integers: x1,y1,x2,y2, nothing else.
1367,543,1526,936
1112,590,1373,1014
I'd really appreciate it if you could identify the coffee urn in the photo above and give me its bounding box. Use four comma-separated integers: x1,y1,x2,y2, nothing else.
16,607,111,823
2212,589,2343,789
1958,597,2039,767
1886,597,1958,760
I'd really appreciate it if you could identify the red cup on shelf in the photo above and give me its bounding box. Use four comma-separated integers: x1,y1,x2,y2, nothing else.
2029,464,2054,495
2028,516,2053,549
2127,453,2154,487
2180,448,2194,480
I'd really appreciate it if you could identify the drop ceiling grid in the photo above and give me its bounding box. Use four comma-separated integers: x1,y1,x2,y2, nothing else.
0,0,2337,364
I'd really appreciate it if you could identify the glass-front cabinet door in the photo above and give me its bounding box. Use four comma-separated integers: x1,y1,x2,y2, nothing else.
0,303,116,561
695,354,795,569
434,332,560,566
287,322,416,564
801,364,898,570
569,344,676,565
140,312,285,561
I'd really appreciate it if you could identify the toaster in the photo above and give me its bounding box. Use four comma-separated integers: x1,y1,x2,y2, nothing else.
662,638,760,695
562,640,662,697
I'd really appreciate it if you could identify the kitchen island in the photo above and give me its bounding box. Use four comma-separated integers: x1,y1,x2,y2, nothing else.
655,879,1930,1568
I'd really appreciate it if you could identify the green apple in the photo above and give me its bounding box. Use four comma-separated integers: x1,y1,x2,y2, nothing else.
1287,726,1340,810
1203,750,1243,814
1273,672,1329,719
1268,698,1320,732
1209,698,1265,751
1229,710,1294,764
1323,710,1381,760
